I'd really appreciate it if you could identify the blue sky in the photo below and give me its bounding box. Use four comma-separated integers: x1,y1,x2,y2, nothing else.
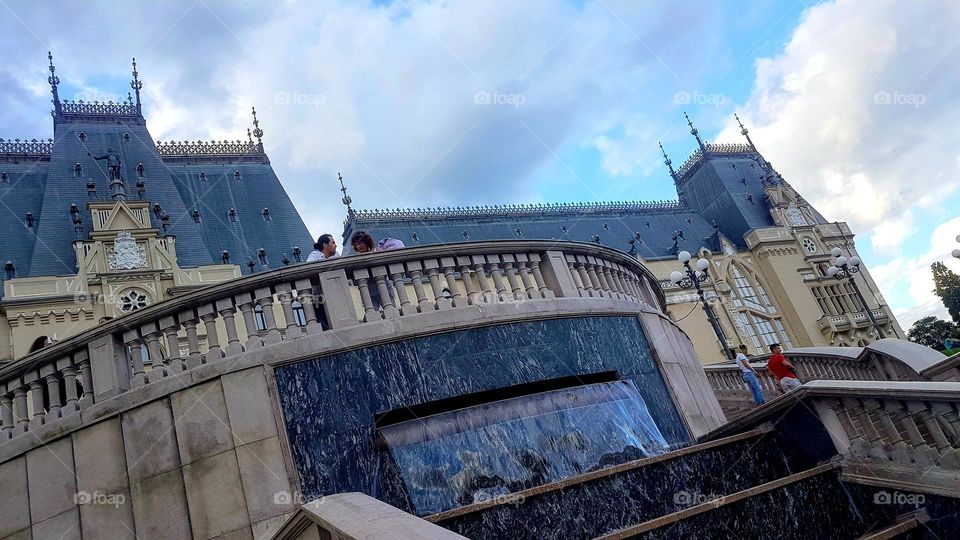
1,0,958,328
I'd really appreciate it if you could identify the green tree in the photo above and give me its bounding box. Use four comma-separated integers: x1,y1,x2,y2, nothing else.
932,262,960,324
907,316,959,348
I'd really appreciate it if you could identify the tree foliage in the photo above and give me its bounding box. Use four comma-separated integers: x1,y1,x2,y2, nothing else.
932,262,960,324
907,315,959,348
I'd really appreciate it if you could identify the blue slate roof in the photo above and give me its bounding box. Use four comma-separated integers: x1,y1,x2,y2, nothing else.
0,100,312,298
342,144,826,259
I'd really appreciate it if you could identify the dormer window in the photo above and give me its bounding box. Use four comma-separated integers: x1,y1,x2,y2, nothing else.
1,172,8,183
258,248,267,265
25,212,34,228
292,246,302,262
123,132,130,142
192,209,201,223
228,208,237,222
234,170,242,181
137,162,145,177
262,208,271,221
74,163,82,177
221,251,230,264
199,171,207,181
78,132,86,141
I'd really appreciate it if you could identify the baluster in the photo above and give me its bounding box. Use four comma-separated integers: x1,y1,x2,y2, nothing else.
612,267,633,300
58,359,79,415
457,257,481,305
469,256,494,303
566,256,587,297
440,257,463,307
513,254,535,299
487,256,510,302
840,398,885,459
528,254,553,298
76,352,94,407
159,316,185,373
600,263,622,300
501,255,525,301
424,259,451,310
888,400,940,465
12,380,28,434
585,258,608,297
197,303,224,360
235,293,264,349
0,389,13,439
41,365,62,419
574,260,595,297
25,371,45,430
389,263,413,315
254,287,283,344
123,330,147,386
216,298,245,355
406,262,432,313
178,310,204,369
866,399,911,461
275,283,303,340
372,266,400,319
930,402,960,466
352,270,380,322
294,278,323,334
910,401,954,458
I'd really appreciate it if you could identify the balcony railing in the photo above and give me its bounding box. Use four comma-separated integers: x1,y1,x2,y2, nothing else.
817,309,891,333
0,241,664,445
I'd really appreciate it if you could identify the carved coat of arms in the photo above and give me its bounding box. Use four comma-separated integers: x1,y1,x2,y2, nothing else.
107,231,147,270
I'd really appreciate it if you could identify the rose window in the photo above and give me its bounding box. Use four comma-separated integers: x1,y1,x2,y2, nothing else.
117,289,150,312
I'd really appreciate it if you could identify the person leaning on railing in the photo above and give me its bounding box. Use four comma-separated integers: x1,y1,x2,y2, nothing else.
349,230,406,311
735,344,765,405
766,343,802,394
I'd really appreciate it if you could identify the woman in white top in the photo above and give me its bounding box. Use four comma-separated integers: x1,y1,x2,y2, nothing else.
735,344,765,405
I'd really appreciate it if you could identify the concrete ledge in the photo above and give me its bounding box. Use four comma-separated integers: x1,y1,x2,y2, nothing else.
272,493,466,540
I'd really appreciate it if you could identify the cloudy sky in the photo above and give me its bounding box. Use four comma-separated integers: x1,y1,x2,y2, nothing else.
1,0,958,329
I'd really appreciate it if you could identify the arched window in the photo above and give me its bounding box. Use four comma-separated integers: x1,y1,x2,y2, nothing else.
728,263,793,353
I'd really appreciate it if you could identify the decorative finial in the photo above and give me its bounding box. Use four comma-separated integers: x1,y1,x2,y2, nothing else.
684,111,707,153
339,172,355,219
48,51,61,115
659,141,678,182
247,128,253,144
251,106,264,150
130,57,143,114
734,113,755,149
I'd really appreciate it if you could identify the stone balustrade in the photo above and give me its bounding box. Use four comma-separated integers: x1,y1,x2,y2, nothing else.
0,240,665,446
704,340,958,417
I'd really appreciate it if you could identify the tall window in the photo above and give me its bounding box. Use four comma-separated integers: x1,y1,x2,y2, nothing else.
728,264,792,352
812,284,863,316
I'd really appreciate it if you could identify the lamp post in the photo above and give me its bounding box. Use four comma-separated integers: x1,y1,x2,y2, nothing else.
952,234,960,260
670,250,734,360
826,247,885,338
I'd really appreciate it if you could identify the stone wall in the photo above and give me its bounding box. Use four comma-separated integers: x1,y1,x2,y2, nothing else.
0,364,295,540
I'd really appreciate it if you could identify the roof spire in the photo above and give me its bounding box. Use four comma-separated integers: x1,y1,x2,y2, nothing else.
251,106,264,151
659,141,678,182
684,111,707,153
734,112,755,149
48,51,61,117
130,57,143,115
339,172,355,220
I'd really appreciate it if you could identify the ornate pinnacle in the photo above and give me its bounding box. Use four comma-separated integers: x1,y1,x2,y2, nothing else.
734,112,756,149
251,106,264,149
684,111,707,152
130,57,143,114
659,141,679,182
48,51,61,113
339,172,354,218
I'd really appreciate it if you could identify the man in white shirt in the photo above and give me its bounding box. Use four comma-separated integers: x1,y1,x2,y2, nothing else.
735,344,765,405
307,234,338,262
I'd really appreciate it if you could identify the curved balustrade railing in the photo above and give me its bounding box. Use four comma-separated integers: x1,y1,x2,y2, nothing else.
705,341,958,417
0,241,664,444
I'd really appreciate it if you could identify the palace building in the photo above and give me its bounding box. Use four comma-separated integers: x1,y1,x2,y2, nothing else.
0,54,955,540
0,54,312,363
342,114,904,363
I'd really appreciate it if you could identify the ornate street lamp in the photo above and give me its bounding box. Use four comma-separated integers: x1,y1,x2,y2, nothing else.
826,247,885,338
670,250,734,360
952,234,960,259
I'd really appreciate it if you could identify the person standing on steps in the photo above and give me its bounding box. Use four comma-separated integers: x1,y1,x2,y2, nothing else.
766,343,801,393
736,344,765,405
